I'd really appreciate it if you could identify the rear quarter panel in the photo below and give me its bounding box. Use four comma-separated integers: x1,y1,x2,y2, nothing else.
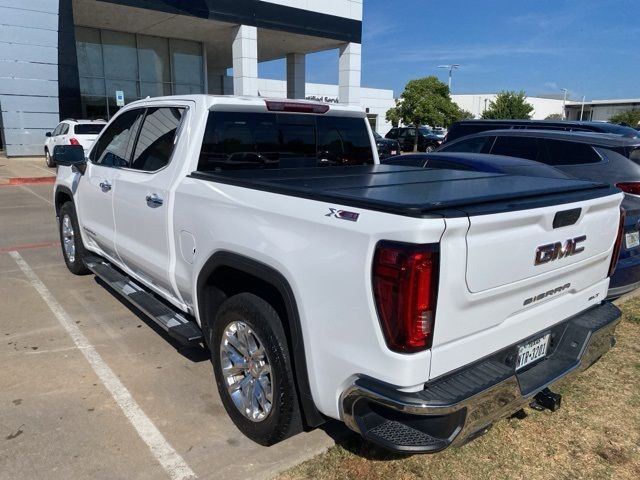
172,178,446,418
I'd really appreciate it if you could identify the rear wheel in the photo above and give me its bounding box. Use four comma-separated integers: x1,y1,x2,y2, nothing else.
209,293,300,445
45,149,55,168
58,202,90,275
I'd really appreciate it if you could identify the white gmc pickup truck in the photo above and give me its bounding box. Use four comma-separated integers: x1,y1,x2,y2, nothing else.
52,95,625,453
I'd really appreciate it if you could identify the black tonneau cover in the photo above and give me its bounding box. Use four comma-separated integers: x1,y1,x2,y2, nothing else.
190,164,618,218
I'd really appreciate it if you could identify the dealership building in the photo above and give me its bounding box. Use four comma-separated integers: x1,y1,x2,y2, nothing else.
0,0,396,156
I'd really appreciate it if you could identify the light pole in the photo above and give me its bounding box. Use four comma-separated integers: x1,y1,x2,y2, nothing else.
438,64,460,91
561,88,568,120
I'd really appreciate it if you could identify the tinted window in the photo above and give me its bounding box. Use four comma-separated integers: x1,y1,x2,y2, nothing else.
91,109,143,167
441,136,489,153
198,112,373,172
130,107,184,171
448,123,509,142
544,139,601,165
491,136,544,161
316,115,374,165
74,124,105,135
386,128,399,139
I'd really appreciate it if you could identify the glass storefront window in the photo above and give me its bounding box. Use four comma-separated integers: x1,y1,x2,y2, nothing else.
138,35,171,84
76,27,204,119
101,30,138,81
76,27,104,78
171,39,204,87
80,96,108,120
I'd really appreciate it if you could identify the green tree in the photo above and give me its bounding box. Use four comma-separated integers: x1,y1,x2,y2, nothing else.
385,76,468,151
482,91,534,120
609,109,640,127
545,113,564,120
458,109,475,120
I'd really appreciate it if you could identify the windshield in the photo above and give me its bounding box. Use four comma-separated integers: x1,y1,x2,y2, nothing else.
419,127,434,136
198,112,375,171
74,124,105,135
373,131,382,140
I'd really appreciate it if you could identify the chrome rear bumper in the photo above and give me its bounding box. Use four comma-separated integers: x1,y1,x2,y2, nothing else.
340,302,621,453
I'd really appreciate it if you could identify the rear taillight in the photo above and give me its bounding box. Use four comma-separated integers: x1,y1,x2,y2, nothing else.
609,208,626,277
616,182,640,195
69,138,80,145
372,242,439,353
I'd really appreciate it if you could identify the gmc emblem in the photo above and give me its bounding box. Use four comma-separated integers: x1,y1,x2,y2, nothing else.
534,235,587,265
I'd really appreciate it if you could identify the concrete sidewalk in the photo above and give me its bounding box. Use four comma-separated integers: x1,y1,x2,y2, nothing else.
0,155,55,185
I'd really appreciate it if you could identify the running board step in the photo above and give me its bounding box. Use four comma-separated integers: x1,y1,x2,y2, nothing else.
85,257,202,345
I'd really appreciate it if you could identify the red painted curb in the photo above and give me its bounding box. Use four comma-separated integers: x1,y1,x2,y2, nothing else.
0,241,61,254
1,176,56,186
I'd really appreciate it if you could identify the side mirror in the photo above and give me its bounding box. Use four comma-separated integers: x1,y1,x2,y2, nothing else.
45,132,52,137
53,145,87,174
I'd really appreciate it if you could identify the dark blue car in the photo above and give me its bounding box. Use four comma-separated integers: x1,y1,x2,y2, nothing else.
425,129,640,298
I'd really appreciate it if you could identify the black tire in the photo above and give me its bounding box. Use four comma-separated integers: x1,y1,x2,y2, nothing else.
45,149,55,168
58,202,90,275
209,293,301,446
425,144,436,153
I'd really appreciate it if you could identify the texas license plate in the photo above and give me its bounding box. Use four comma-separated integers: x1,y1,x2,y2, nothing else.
516,334,551,371
625,231,639,249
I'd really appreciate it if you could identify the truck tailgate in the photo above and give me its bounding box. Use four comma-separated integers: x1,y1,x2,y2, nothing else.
430,191,623,380
465,197,619,292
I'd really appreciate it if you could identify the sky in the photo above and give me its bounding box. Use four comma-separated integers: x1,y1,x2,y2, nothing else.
258,0,639,100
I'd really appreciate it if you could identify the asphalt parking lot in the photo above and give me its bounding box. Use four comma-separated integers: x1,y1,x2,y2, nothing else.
0,183,340,480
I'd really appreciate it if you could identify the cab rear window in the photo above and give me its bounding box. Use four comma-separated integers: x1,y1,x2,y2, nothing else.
198,112,374,172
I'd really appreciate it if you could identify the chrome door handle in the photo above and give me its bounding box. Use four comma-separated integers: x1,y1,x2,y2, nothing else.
99,181,112,192
146,194,164,208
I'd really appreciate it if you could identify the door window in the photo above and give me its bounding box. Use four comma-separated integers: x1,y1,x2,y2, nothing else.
543,139,601,165
441,136,490,153
60,123,69,135
129,107,185,172
91,109,143,167
386,128,399,139
52,124,64,136
490,136,545,162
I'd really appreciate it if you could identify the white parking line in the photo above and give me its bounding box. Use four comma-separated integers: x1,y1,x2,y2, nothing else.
19,185,54,206
9,251,197,480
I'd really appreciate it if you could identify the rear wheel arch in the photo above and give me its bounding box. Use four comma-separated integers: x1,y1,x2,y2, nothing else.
196,251,324,428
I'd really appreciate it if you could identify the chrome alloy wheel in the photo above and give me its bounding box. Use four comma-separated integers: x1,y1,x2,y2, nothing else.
220,321,273,422
61,214,76,263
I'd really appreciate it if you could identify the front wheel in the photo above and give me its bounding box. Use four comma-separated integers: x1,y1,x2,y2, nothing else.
425,144,436,153
210,293,301,445
58,202,90,275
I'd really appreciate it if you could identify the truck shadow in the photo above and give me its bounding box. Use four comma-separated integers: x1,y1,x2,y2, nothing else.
318,421,411,461
94,277,210,363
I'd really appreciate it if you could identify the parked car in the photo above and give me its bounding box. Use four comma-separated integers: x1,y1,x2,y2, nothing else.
431,127,447,141
439,129,640,298
373,131,400,158
53,95,623,453
385,126,442,152
45,119,106,167
383,151,573,179
443,119,640,144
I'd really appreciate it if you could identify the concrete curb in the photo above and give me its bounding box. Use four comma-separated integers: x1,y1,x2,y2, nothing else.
613,288,640,306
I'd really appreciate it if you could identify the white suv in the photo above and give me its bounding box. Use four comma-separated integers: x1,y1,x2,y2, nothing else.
45,119,106,167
